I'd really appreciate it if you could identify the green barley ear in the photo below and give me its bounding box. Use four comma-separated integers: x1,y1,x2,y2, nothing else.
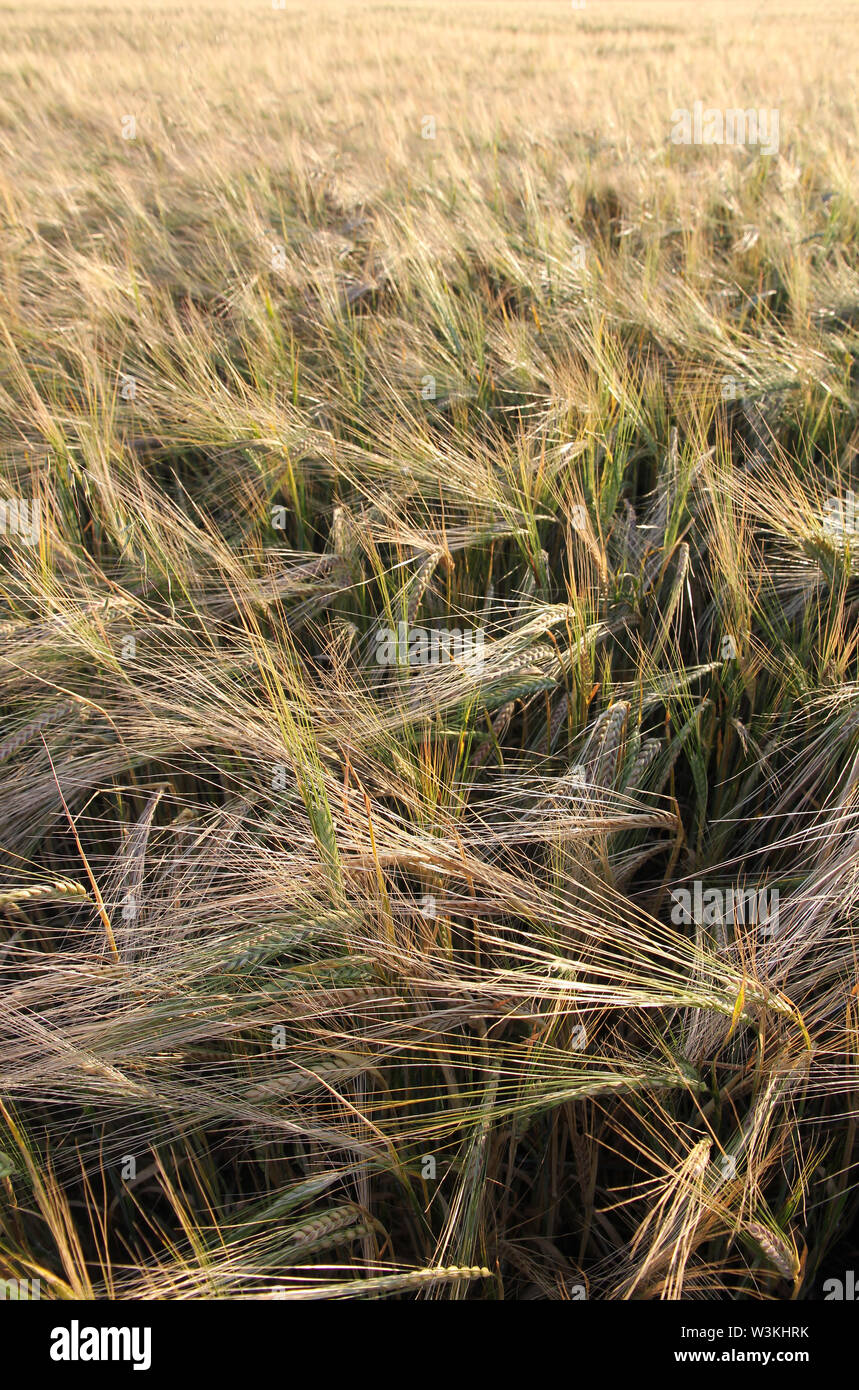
331,504,363,583
0,700,89,765
548,691,570,749
592,700,629,786
266,1266,493,1300
472,699,515,768
406,549,448,623
0,880,88,908
296,751,344,906
623,738,662,791
744,1220,799,1281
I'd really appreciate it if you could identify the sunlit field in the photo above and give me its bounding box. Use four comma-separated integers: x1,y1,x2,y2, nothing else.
2,0,859,1302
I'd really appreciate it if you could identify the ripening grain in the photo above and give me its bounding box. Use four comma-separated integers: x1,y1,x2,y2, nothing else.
1,0,858,1301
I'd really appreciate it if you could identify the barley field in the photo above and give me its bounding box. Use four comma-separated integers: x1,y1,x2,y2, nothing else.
1,0,859,1303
